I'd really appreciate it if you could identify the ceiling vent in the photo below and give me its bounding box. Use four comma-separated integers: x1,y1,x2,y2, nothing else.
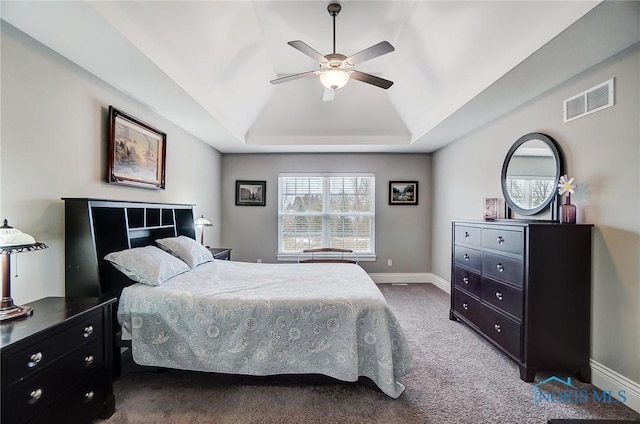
563,78,614,123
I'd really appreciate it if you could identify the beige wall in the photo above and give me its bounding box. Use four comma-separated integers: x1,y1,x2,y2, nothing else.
221,153,431,274
1,23,222,304
432,44,640,384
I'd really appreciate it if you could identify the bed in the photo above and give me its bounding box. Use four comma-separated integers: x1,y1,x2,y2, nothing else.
63,198,412,398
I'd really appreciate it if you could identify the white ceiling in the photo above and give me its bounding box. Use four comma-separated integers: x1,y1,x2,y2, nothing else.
2,1,639,153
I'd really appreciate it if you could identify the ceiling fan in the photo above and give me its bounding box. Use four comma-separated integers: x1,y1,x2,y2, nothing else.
270,3,395,102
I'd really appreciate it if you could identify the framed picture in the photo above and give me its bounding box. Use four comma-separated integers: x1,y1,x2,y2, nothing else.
236,180,266,206
484,197,498,221
107,106,167,189
389,181,418,205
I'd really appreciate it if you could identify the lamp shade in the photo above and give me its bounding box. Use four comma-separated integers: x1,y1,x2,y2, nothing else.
319,69,350,90
195,215,212,227
0,219,48,321
194,215,212,245
0,220,36,248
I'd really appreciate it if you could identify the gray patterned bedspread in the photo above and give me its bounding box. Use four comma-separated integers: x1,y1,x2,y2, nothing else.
117,260,412,398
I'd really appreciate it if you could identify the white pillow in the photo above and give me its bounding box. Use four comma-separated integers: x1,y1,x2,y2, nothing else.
104,246,190,286
156,235,213,269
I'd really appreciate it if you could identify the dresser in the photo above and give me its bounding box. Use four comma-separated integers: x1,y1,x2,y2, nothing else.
450,220,593,382
1,297,116,424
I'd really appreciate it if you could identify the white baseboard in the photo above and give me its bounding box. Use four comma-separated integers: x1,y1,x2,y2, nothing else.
428,273,451,294
591,359,640,413
368,272,450,294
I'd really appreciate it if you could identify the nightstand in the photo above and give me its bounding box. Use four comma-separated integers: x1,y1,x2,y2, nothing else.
209,247,232,261
1,296,117,424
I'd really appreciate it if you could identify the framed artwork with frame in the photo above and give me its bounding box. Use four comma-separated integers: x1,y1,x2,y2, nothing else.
107,106,167,189
236,180,266,206
389,181,418,205
484,197,498,221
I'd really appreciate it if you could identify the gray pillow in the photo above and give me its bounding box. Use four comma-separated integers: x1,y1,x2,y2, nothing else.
156,235,213,269
104,246,190,286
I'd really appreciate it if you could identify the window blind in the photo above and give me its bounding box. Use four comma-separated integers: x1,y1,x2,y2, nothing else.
278,173,375,256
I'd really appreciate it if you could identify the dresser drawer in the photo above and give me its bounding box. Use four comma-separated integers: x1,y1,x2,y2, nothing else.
30,373,106,424
481,277,523,319
482,227,524,255
5,339,104,423
454,246,482,272
5,310,103,385
454,225,481,246
482,252,523,287
480,305,521,359
454,267,481,297
453,288,481,324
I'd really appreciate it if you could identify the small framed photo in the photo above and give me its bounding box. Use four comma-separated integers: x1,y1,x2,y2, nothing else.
389,181,418,205
236,180,266,206
484,198,498,221
107,106,167,189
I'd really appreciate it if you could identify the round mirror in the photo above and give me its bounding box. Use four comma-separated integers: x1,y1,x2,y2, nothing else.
501,133,563,216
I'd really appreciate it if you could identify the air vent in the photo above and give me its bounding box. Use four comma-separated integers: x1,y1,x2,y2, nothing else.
563,78,614,123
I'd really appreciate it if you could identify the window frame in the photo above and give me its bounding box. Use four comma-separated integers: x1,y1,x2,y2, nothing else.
277,172,376,262
505,175,556,211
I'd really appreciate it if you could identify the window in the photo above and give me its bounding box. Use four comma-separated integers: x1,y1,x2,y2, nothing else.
506,176,555,209
278,173,375,260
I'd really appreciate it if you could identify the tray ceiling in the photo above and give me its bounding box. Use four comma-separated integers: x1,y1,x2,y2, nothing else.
2,1,639,153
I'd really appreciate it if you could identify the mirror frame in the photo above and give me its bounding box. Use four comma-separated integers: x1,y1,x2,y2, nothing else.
501,132,564,217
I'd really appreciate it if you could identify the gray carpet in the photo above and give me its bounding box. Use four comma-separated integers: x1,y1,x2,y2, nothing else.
98,284,640,424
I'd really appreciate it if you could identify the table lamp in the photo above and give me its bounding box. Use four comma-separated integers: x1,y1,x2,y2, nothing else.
0,219,48,321
194,215,212,245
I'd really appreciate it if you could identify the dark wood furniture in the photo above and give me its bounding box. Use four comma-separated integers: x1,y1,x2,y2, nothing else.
63,198,196,299
208,247,232,261
63,198,197,378
297,247,359,264
1,296,116,424
450,220,593,382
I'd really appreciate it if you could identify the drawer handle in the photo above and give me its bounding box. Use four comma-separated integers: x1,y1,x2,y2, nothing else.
462,303,469,310
464,231,470,238
494,324,502,333
464,254,470,261
28,388,43,404
497,236,504,245
28,351,43,367
84,354,95,366
84,390,95,403
496,263,504,272
462,277,469,284
495,292,503,301
83,325,94,338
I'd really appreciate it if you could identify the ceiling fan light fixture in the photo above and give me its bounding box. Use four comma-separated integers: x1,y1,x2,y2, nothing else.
270,3,394,99
319,69,350,90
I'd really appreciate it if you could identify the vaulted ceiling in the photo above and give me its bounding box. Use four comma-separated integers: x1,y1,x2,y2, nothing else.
2,1,639,153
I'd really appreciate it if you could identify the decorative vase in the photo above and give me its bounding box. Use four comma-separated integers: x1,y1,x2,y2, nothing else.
560,193,577,224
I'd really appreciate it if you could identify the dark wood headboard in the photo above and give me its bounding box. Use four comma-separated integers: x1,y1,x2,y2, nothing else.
63,198,196,299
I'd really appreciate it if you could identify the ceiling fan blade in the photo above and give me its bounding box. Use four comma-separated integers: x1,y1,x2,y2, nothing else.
322,87,335,102
349,71,394,89
288,40,328,63
345,41,395,65
270,71,318,85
